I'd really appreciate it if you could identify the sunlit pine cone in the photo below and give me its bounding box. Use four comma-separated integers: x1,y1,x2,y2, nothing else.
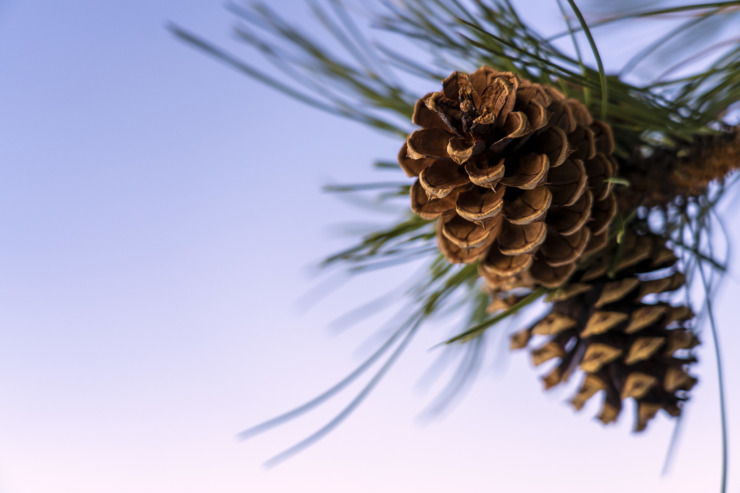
509,231,698,431
399,67,618,290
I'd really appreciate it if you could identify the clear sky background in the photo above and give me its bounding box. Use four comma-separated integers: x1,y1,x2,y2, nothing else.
0,1,738,492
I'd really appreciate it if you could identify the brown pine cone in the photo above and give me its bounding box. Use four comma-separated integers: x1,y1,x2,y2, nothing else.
399,67,618,290
509,231,698,431
621,124,740,208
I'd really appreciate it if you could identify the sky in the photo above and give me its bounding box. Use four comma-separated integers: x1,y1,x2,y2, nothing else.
0,1,738,492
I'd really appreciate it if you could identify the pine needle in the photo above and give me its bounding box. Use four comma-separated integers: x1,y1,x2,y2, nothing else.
565,0,608,121
444,287,548,344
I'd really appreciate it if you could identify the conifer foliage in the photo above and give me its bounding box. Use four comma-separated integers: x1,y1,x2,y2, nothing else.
172,0,739,484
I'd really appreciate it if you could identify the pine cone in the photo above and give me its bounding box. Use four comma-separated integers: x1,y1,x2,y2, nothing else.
620,124,740,208
399,67,618,290
509,231,698,431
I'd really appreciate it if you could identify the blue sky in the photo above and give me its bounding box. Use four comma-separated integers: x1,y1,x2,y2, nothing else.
0,1,737,491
